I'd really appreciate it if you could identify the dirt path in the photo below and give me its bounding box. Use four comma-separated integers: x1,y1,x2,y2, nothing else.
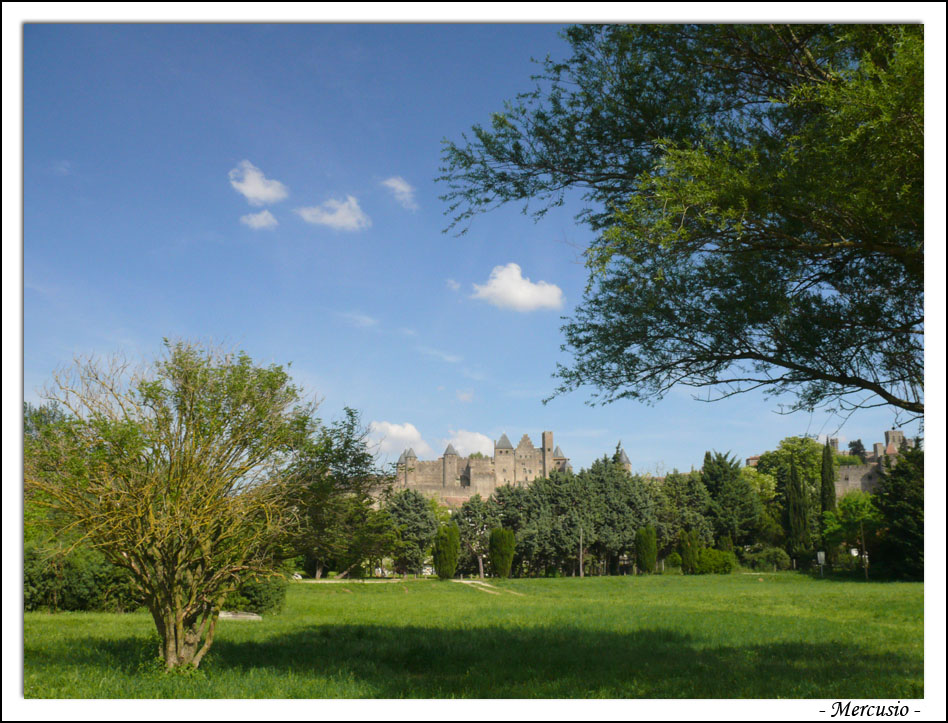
452,579,525,596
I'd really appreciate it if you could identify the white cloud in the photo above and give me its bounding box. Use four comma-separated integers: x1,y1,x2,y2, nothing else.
240,209,279,229
417,346,462,363
446,279,461,291
443,429,494,457
295,195,371,231
471,263,564,311
338,311,379,328
228,160,289,206
381,176,418,211
369,421,434,458
456,389,474,403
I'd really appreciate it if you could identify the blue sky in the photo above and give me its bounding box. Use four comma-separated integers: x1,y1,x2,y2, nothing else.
18,21,932,473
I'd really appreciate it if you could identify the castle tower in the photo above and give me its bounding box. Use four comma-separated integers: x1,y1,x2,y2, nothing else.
443,443,459,488
552,445,570,473
495,433,514,485
401,447,417,486
541,431,553,478
617,446,632,473
884,430,905,453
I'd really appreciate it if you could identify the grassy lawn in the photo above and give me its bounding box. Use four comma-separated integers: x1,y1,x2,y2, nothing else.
23,574,923,698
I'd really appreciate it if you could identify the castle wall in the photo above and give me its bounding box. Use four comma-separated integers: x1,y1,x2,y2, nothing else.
467,458,495,487
836,464,882,497
405,459,442,488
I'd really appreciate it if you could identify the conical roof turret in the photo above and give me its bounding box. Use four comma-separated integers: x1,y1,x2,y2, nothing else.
444,443,459,456
495,433,514,450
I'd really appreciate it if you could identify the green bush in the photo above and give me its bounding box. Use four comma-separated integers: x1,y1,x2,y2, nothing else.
432,524,461,580
666,551,682,568
488,528,516,578
744,546,792,571
634,526,657,574
695,548,738,574
223,574,288,615
24,544,140,612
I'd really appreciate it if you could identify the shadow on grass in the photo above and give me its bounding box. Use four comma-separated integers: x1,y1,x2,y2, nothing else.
26,623,923,698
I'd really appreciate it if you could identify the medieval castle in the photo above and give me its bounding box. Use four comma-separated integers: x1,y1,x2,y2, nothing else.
833,429,916,497
396,431,577,506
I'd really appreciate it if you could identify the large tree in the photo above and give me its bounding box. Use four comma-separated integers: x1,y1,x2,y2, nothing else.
292,407,396,579
25,341,316,670
874,446,924,580
440,24,923,419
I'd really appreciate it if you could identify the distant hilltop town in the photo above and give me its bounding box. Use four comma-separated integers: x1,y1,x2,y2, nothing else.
398,431,601,507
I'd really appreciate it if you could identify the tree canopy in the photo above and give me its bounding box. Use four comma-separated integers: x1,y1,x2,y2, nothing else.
440,24,923,419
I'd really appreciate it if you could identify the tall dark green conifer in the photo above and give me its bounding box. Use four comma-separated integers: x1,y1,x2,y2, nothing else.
787,459,811,560
820,442,837,545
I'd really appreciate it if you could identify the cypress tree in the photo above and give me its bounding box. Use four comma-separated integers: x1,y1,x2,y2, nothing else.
787,459,811,560
432,524,460,580
488,528,516,578
820,441,837,558
678,528,700,574
635,526,658,574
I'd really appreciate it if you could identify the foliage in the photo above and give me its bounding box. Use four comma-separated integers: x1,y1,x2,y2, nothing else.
786,460,812,560
634,526,657,574
873,446,923,580
702,451,761,545
695,548,738,575
665,551,682,568
24,341,315,669
678,529,701,575
743,546,792,572
757,436,823,548
654,471,713,554
820,441,837,556
454,493,499,577
581,457,656,573
834,454,864,467
385,489,438,575
24,544,139,613
432,524,461,580
822,491,882,579
488,528,516,578
848,439,868,463
440,24,923,418
223,573,289,615
291,407,396,579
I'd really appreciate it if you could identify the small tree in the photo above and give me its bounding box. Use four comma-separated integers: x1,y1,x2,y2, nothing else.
488,528,516,578
432,524,460,580
25,341,315,669
634,526,657,574
823,491,882,580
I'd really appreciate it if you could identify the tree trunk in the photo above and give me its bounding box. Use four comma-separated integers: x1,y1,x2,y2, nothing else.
150,600,219,670
477,554,484,579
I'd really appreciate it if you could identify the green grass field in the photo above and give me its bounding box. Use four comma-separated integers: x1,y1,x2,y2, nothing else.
23,574,923,698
